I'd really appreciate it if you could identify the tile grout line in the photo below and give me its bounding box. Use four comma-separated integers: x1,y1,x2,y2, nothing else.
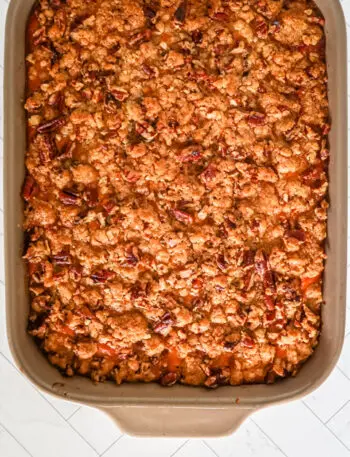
202,440,221,457
68,420,101,456
302,400,350,452
0,419,34,457
168,439,189,457
0,352,99,456
99,433,124,457
337,365,350,383
325,399,350,425
250,417,289,457
65,406,81,421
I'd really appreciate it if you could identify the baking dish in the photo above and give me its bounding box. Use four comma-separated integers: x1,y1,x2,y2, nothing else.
4,0,347,437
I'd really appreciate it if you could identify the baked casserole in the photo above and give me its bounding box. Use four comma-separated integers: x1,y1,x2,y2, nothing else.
23,0,329,387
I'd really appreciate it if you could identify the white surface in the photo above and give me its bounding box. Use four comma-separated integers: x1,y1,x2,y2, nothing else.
0,0,350,456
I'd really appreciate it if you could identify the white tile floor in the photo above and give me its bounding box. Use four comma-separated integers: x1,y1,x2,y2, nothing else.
0,0,350,455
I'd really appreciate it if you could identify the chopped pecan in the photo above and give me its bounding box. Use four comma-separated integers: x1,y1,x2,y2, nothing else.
123,246,139,267
129,29,152,47
178,145,202,162
172,209,193,224
91,270,116,284
200,164,217,188
192,30,203,43
102,198,118,214
242,249,255,268
254,18,268,38
160,372,178,386
248,113,266,126
52,251,71,265
241,336,255,348
217,254,228,271
204,375,218,388
84,188,99,208
104,92,121,113
213,12,229,22
144,5,156,19
255,250,275,291
174,0,187,23
142,63,155,77
37,117,66,133
153,311,174,333
286,230,305,242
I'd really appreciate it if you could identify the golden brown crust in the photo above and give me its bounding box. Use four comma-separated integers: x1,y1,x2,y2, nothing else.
24,0,328,387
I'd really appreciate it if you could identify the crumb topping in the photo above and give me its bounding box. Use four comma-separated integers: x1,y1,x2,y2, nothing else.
24,0,328,387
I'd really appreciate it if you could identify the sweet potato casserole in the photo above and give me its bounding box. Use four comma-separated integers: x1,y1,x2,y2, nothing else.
23,0,329,387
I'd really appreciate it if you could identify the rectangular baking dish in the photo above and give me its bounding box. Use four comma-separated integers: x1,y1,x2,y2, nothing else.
4,0,347,437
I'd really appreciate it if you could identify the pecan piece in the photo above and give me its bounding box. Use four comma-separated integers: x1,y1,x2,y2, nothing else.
91,270,116,284
144,5,156,19
174,0,188,22
52,251,71,265
160,372,178,386
84,187,99,208
153,311,174,333
178,145,202,162
286,230,305,242
59,189,80,205
217,254,228,271
37,134,57,163
212,12,229,22
142,63,155,77
129,29,152,47
254,18,268,38
172,209,193,224
102,198,118,214
248,113,266,126
37,117,65,133
200,164,217,186
22,176,39,201
255,250,275,291
242,249,255,268
123,246,139,267
192,30,203,43
241,336,255,348
204,375,218,388
104,92,121,113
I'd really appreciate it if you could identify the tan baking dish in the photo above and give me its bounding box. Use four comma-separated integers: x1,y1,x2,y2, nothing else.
4,0,347,437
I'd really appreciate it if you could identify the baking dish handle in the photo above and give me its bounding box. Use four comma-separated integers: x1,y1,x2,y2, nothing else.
100,406,253,437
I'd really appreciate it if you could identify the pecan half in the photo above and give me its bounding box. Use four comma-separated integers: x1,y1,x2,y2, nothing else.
59,189,80,205
37,134,57,163
37,116,66,133
22,176,39,201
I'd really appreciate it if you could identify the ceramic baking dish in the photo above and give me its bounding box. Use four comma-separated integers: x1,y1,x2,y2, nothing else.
4,0,347,437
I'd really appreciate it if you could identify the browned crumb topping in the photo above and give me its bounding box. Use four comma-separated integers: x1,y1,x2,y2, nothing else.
24,0,328,387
